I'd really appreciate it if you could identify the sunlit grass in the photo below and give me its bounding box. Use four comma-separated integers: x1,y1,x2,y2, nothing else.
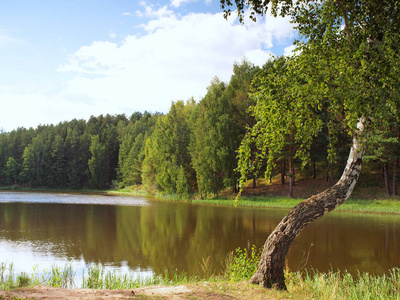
81,264,203,290
192,196,302,209
227,246,400,300
2,255,400,300
0,262,204,291
191,196,400,214
110,183,400,214
0,263,74,290
287,268,400,300
337,198,400,214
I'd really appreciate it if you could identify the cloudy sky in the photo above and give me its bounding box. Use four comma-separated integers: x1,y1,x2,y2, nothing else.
0,0,296,132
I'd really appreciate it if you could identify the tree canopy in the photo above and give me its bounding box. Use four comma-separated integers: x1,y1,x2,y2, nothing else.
233,0,400,189
222,0,400,290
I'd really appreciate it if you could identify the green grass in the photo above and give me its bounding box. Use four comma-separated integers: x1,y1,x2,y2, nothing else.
81,264,203,290
2,249,400,300
192,196,303,209
336,198,400,214
110,184,400,215
0,262,203,291
189,196,400,214
287,268,400,300
225,246,400,299
0,263,75,290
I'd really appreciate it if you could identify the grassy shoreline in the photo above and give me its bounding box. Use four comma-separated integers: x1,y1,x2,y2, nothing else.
108,186,400,215
1,260,400,299
193,197,400,214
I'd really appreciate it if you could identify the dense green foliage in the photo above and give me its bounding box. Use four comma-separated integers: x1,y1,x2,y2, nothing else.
142,100,196,195
118,112,158,188
0,52,399,195
222,0,400,199
0,113,158,189
226,245,262,281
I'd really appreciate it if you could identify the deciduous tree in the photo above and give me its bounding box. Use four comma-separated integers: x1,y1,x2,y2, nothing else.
143,101,195,195
223,0,400,289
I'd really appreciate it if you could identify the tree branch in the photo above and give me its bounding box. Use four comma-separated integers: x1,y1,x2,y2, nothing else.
335,0,352,42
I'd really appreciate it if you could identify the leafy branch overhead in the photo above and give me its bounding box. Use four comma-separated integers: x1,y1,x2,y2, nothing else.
220,0,294,22
236,0,400,187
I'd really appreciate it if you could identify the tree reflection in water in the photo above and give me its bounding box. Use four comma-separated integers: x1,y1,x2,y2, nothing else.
0,192,399,277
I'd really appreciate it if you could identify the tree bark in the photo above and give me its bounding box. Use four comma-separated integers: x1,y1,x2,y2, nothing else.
250,119,366,290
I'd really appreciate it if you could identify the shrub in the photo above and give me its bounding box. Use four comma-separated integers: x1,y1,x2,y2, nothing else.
225,245,261,281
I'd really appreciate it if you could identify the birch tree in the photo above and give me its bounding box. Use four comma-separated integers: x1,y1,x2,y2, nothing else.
223,0,400,289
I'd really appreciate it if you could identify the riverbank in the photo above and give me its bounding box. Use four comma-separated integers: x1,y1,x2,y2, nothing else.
1,265,399,299
0,282,292,300
109,180,400,215
2,176,400,214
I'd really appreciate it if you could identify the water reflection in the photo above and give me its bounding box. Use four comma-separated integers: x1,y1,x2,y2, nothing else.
289,212,400,275
0,191,148,206
0,191,399,279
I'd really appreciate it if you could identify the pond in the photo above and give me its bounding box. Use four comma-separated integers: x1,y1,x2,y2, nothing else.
0,191,399,281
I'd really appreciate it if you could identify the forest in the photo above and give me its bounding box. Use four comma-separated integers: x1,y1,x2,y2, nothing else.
0,58,399,197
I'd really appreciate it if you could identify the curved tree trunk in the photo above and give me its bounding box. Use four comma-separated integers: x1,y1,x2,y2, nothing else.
250,119,366,290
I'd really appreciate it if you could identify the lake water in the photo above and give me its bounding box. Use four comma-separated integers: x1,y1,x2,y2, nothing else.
0,191,399,282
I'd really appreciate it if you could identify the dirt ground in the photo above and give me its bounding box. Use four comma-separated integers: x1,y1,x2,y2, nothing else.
0,282,293,300
0,285,205,300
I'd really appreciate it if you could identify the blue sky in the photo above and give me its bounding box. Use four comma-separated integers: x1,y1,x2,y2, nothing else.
0,0,296,132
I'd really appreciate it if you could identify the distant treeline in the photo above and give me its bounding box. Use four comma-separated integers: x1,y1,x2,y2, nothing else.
0,59,398,196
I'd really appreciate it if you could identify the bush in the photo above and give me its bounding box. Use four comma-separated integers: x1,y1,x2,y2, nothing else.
225,245,261,281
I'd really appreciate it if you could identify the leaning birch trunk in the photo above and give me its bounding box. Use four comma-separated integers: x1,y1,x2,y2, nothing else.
250,118,367,290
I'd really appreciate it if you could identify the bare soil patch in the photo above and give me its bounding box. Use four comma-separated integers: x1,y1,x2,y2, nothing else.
0,282,293,299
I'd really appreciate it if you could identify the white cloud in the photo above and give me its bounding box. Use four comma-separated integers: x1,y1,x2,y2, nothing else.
170,0,212,7
54,10,295,124
0,91,95,132
0,7,296,132
136,2,174,19
170,0,191,7
144,5,175,18
284,44,297,56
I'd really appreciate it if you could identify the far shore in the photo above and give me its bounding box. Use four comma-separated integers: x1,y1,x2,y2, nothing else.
2,183,400,215
109,187,400,215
